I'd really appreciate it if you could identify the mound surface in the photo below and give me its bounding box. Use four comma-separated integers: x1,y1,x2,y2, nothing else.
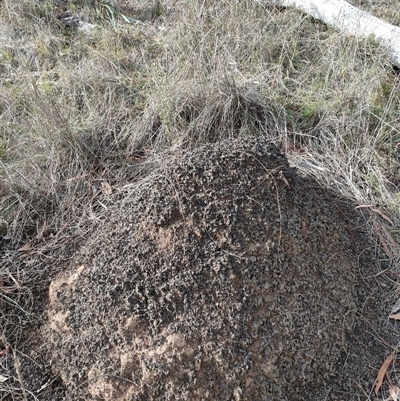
44,138,392,400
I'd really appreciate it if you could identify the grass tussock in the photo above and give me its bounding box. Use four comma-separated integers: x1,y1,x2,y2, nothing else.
1,0,400,397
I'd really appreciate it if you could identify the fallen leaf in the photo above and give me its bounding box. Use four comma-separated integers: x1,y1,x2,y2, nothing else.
0,374,8,383
375,352,394,396
355,204,374,209
371,208,394,225
374,225,393,258
354,205,394,225
17,242,31,252
389,313,400,320
280,172,290,188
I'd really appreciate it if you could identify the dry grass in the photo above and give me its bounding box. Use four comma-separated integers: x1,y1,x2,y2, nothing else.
1,0,400,398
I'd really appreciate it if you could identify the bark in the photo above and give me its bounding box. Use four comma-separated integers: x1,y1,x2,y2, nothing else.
276,0,400,67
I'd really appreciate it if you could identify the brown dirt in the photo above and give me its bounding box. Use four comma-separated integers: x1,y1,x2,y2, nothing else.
8,137,400,400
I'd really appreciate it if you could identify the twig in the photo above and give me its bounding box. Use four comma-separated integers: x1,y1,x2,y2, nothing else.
12,348,28,401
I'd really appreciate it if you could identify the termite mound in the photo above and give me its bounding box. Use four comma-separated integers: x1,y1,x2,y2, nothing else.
44,137,394,400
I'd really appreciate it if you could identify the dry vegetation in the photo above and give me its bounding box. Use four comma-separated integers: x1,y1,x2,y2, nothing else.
1,0,400,399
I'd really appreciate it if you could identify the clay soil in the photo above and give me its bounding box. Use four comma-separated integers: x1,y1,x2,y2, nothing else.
6,137,399,400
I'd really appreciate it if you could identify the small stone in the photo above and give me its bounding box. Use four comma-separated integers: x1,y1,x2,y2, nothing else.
233,386,242,401
183,346,194,357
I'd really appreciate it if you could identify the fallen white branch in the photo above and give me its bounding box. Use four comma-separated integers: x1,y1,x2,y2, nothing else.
274,0,400,67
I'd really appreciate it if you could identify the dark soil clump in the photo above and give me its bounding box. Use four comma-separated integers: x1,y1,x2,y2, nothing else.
41,137,394,400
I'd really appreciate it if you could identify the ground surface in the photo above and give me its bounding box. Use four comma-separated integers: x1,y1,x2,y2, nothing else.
12,137,397,400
